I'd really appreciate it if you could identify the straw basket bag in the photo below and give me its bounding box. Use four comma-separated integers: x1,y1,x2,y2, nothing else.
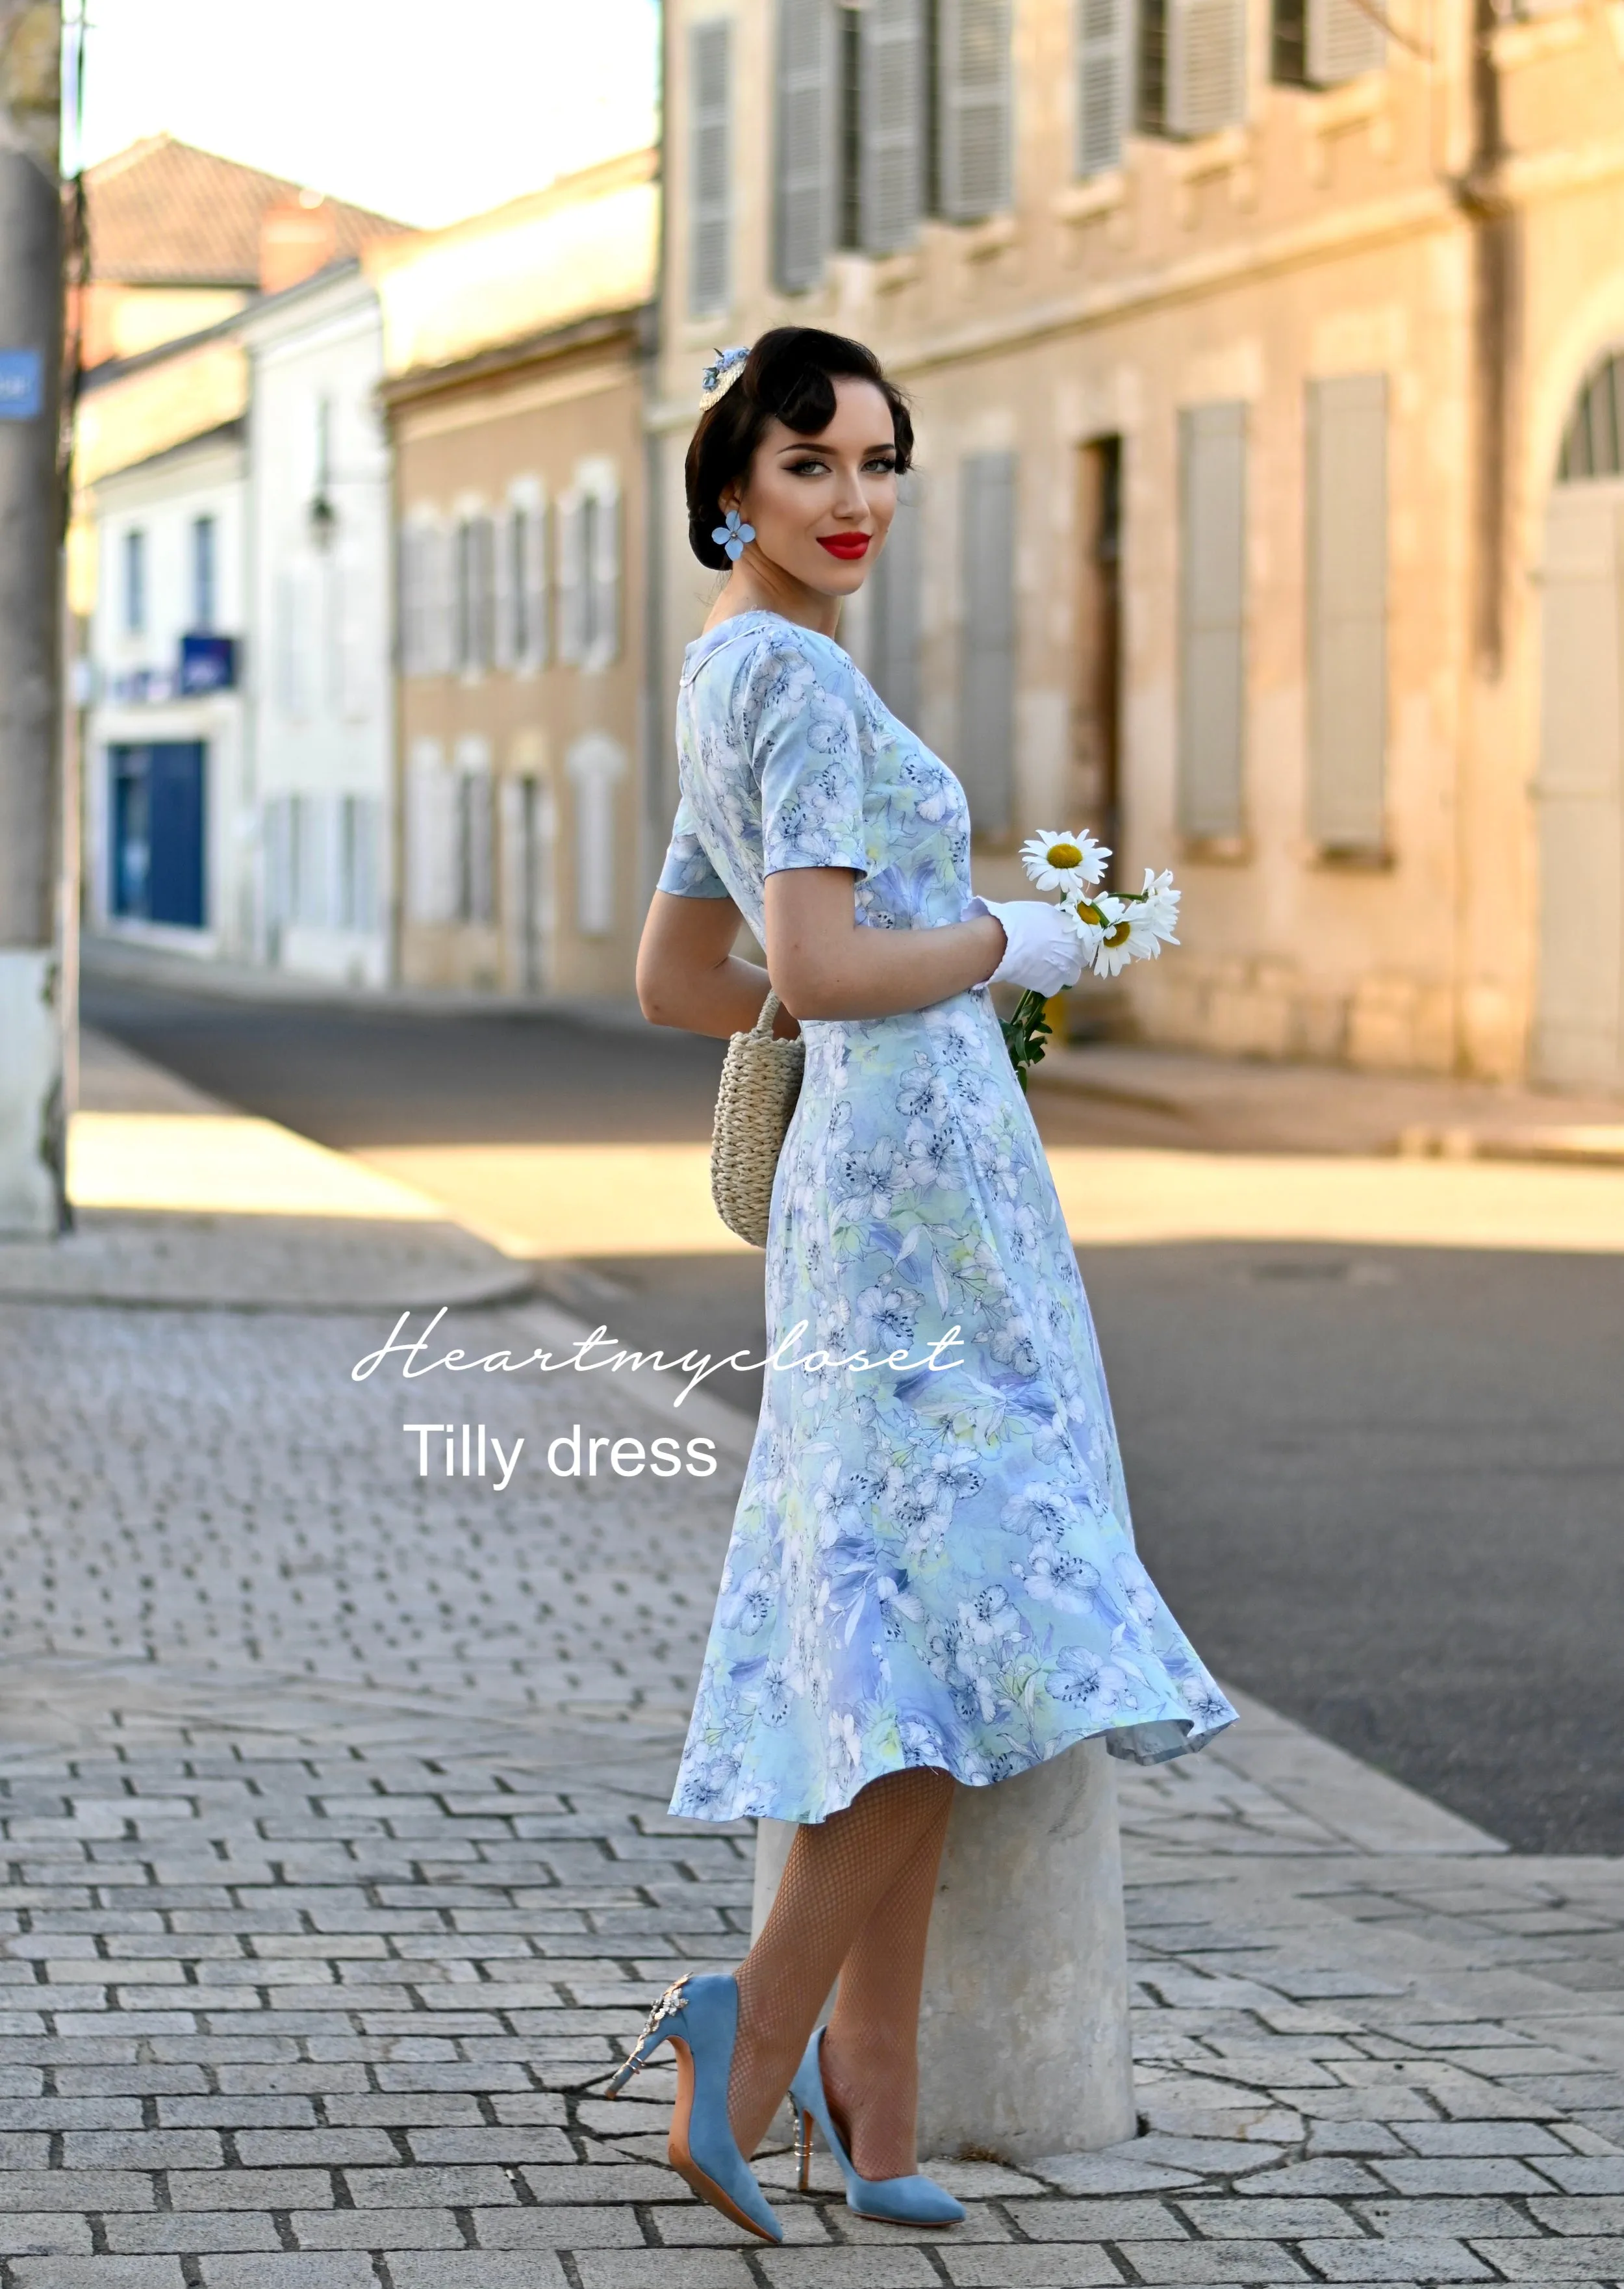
710,989,804,1247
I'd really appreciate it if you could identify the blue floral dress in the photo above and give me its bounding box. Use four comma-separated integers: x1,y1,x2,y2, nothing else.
658,609,1235,1824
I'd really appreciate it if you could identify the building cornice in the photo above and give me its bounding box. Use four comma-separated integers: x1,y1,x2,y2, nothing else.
380,305,652,415
646,182,1460,428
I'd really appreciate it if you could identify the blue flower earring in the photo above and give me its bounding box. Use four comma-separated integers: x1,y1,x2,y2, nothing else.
712,508,755,561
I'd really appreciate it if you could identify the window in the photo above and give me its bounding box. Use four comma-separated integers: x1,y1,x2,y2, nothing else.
772,0,1007,287
399,513,452,678
498,483,549,671
123,528,146,637
455,736,496,925
1139,0,1247,136
1306,374,1388,856
690,19,733,314
406,739,458,923
1274,0,1384,86
1558,352,1624,481
958,452,1018,835
191,515,216,632
337,795,379,932
555,467,620,671
455,510,496,676
1076,0,1132,177
1176,402,1248,841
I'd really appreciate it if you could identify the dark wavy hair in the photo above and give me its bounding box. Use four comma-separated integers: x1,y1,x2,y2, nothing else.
685,328,914,571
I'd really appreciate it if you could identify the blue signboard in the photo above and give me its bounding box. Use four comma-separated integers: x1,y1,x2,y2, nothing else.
0,349,44,422
179,633,238,694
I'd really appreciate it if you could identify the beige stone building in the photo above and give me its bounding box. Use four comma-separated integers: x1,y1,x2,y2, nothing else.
650,0,1624,1090
375,151,658,995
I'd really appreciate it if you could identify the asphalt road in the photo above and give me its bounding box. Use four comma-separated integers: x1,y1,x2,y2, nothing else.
84,975,1624,1855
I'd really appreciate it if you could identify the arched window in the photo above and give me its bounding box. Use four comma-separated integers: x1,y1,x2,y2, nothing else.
1558,353,1624,482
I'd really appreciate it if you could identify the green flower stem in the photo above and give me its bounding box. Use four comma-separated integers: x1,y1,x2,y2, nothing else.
1000,987,1054,1093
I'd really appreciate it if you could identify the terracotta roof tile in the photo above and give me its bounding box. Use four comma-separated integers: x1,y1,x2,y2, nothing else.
84,133,408,286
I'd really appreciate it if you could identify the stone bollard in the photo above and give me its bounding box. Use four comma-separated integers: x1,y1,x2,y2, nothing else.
750,1735,1136,2163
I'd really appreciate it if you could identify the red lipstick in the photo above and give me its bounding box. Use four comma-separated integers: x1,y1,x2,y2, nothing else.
818,533,870,560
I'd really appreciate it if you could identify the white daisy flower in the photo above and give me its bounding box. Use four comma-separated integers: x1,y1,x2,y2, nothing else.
1134,865,1182,947
1090,875,1178,978
1019,828,1110,893
1062,889,1125,966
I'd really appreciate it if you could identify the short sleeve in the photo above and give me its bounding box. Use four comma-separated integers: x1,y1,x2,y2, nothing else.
750,633,871,880
656,791,731,899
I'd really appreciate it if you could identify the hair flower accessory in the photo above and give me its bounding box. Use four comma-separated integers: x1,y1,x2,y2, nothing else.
701,344,751,398
711,507,755,561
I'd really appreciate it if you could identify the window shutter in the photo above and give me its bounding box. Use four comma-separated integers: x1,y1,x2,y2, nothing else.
958,452,1018,834
869,472,923,728
1306,374,1388,855
1307,0,1383,82
690,19,733,313
566,735,628,938
523,494,549,668
492,508,516,672
405,518,452,677
555,489,587,663
407,740,457,924
776,0,836,290
1166,0,1247,135
1077,0,1130,176
937,0,1013,221
1534,492,1624,1087
587,483,622,669
860,0,926,253
1177,402,1247,839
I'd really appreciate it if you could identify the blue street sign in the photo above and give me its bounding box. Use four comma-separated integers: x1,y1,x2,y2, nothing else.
179,633,238,694
0,349,44,421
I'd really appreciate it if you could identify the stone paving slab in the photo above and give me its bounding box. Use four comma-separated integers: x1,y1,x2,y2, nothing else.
1,1285,1621,2286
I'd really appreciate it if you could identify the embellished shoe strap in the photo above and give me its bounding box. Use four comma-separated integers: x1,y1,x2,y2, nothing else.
614,1973,692,2089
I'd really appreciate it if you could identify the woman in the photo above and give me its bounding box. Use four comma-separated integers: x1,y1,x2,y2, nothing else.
615,329,1235,2244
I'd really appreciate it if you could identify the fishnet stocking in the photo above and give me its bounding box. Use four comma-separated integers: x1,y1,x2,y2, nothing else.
817,1798,952,2177
728,1765,956,2164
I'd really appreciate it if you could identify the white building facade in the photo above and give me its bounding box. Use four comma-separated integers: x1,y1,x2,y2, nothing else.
242,264,395,987
84,421,250,957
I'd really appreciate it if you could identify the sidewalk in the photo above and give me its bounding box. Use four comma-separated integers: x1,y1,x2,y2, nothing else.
0,1038,1621,2288
1033,1040,1624,1165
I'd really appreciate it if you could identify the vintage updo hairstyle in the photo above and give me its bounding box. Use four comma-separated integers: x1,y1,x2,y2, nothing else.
685,327,914,570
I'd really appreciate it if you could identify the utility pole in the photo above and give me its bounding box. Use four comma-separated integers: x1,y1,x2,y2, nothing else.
0,1,65,1236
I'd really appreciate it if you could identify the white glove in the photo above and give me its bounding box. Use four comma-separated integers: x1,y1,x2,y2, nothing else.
967,897,1084,995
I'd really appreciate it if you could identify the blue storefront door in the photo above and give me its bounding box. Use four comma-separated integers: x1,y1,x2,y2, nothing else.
109,743,207,927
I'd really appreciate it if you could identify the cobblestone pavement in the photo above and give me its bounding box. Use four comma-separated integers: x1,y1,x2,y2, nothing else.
2,1294,1623,2288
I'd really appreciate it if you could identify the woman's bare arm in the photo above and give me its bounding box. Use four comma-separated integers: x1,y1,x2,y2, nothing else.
640,870,1006,1036
765,867,1004,1020
637,889,802,1038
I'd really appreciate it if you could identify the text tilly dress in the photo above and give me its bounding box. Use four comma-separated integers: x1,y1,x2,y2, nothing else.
659,609,1236,1824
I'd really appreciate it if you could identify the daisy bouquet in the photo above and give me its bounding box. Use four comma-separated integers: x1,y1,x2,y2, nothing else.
1000,829,1182,1087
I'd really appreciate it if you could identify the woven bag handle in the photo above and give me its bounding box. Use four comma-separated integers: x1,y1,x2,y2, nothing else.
750,989,783,1039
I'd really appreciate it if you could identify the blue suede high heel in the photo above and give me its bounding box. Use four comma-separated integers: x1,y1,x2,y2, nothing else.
607,1973,783,2245
788,2027,966,2227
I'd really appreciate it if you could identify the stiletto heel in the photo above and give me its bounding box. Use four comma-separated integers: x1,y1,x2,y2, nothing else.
787,2027,965,2227
796,2106,815,2192
609,1974,784,2245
